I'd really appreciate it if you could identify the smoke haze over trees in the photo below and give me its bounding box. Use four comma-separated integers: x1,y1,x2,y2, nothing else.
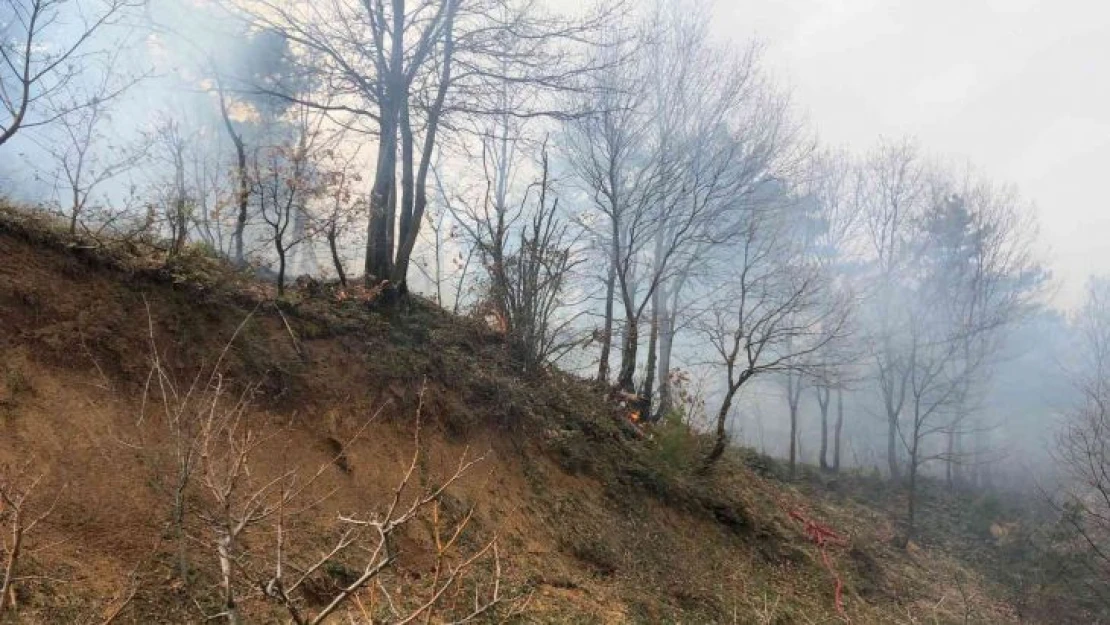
4,0,1110,603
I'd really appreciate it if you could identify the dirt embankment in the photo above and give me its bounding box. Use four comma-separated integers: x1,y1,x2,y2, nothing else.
0,209,1036,623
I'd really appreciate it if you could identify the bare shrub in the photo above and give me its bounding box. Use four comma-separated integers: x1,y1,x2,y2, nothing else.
0,463,60,613
138,310,526,623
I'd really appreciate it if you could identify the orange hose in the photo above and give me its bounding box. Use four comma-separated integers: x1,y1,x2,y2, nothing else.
789,509,849,622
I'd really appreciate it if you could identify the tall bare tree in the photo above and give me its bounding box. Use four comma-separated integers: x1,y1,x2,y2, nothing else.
211,70,252,265
230,0,615,293
885,167,1043,544
696,198,848,470
563,31,655,387
640,5,800,417
566,8,796,400
859,137,928,480
1055,277,1110,587
797,149,865,473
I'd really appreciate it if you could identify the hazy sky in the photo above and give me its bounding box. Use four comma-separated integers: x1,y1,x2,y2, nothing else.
699,0,1108,309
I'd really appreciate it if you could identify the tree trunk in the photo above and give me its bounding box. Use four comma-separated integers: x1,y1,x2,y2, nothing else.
904,444,919,548
69,182,82,234
702,367,753,471
655,293,675,419
887,413,901,480
787,372,803,478
170,148,188,256
69,207,79,235
232,142,249,266
702,385,740,471
789,407,799,478
393,99,415,293
386,174,397,274
272,208,288,295
616,315,639,393
882,357,905,481
365,1,407,283
392,5,455,290
833,388,844,473
276,244,287,296
217,531,241,625
817,386,831,472
597,260,616,383
398,99,415,266
953,430,963,487
640,307,659,422
945,428,955,489
217,74,250,266
365,109,399,282
328,228,347,287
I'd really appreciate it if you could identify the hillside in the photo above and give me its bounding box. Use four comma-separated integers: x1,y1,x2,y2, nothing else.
0,205,1079,623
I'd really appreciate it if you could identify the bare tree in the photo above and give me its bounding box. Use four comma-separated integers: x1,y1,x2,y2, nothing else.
251,105,327,294
637,5,785,414
798,149,865,473
782,362,807,476
212,70,252,265
416,177,458,307
183,382,518,624
230,0,616,293
148,117,194,256
138,301,257,592
562,31,655,387
205,27,303,266
887,168,1043,545
308,150,365,288
489,145,583,372
186,128,238,257
144,22,299,266
936,173,1044,489
446,120,585,372
859,137,929,480
566,6,803,410
186,372,350,625
428,163,478,312
811,355,862,474
696,201,847,470
27,46,148,235
1055,277,1110,586
595,248,617,383
0,0,141,148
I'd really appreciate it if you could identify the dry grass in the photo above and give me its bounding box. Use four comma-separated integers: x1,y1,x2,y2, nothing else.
0,203,1075,623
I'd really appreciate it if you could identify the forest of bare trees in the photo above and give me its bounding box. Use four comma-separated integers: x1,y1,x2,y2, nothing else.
3,0,1108,580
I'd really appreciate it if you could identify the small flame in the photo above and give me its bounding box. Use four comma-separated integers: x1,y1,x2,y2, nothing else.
628,410,641,424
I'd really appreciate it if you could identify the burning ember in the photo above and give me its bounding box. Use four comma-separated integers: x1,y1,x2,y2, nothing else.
628,410,641,424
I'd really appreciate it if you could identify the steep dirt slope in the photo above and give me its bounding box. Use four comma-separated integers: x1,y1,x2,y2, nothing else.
0,206,1034,623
